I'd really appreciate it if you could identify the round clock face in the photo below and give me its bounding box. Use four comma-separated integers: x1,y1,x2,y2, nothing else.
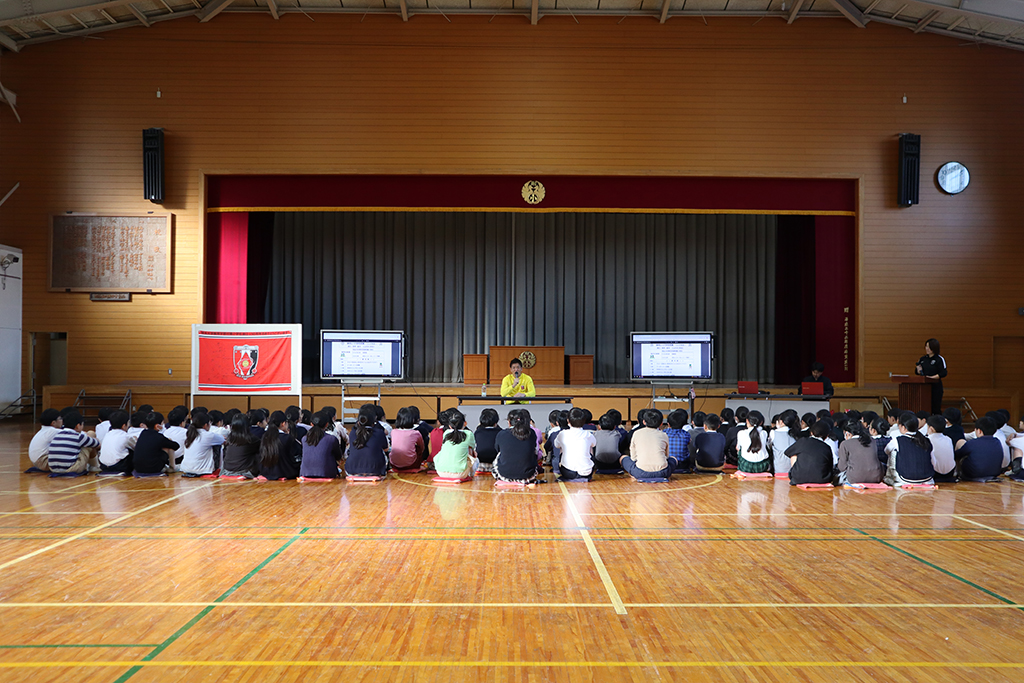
937,162,970,195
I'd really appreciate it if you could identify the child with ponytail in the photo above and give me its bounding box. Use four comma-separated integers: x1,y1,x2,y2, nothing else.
884,411,935,487
300,411,344,479
344,404,389,478
434,409,477,479
180,411,225,477
494,409,540,485
260,410,303,480
736,410,770,473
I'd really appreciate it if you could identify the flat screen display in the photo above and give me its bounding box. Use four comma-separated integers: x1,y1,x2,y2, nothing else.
630,332,714,381
321,330,405,380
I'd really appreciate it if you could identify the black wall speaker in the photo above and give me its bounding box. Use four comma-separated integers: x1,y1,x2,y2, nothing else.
143,127,164,204
898,133,920,206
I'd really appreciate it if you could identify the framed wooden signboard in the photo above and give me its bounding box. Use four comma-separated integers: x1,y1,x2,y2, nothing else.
49,213,172,293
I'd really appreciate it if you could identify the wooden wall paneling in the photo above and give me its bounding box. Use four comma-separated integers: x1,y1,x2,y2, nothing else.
196,395,250,414
569,396,629,423
0,17,1022,394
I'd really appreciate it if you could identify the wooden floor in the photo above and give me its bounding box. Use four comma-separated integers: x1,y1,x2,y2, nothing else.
2,420,1024,682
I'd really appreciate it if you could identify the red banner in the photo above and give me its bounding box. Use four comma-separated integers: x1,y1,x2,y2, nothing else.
196,330,295,393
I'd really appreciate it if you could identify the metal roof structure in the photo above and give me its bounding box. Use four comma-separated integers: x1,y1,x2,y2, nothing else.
2,0,1024,52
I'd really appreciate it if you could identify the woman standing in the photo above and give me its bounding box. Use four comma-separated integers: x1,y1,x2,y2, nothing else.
916,338,947,415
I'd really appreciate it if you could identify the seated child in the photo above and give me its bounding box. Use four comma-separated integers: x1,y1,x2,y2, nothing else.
926,415,957,482
299,411,344,478
133,412,180,475
180,411,225,477
837,422,884,485
472,409,502,473
428,410,450,467
494,409,540,485
390,406,427,471
943,407,967,450
543,410,562,466
553,407,596,481
410,406,432,455
94,407,113,444
621,409,676,481
869,418,891,467
163,407,189,471
581,409,597,431
664,409,692,473
884,412,935,487
99,410,137,474
955,416,1007,481
594,412,626,473
735,410,769,473
434,409,477,479
259,411,303,480
28,408,63,472
786,420,834,486
547,410,569,466
689,414,726,472
724,406,748,466
46,411,100,474
770,410,800,477
222,413,261,478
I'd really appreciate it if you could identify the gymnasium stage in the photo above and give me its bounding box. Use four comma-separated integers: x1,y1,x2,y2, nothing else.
2,418,1024,681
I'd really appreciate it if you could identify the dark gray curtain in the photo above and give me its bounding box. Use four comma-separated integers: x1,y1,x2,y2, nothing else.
264,211,775,384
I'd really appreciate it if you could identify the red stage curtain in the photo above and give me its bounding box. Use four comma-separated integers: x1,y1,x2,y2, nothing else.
205,212,248,323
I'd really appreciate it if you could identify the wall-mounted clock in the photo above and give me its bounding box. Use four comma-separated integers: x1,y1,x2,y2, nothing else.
937,162,970,195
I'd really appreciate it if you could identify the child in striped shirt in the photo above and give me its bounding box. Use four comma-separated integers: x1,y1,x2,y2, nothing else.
47,411,100,475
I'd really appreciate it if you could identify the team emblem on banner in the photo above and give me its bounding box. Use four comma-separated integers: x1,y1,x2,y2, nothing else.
233,345,259,380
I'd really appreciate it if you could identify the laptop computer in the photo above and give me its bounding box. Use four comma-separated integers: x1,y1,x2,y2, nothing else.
801,381,824,396
737,381,759,394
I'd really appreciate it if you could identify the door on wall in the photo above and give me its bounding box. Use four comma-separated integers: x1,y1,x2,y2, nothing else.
31,332,67,394
993,337,1024,392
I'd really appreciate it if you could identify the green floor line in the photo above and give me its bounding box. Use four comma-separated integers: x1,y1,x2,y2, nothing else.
111,526,310,683
0,644,159,649
853,529,1022,608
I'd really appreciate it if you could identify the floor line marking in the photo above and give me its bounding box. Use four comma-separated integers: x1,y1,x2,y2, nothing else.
953,515,1024,542
853,528,1022,609
0,601,1015,609
3,660,1024,669
558,481,626,615
579,512,1024,517
0,482,219,573
112,527,310,683
0,643,160,649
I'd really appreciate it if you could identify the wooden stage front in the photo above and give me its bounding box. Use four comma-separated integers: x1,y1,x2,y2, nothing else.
1,420,1023,681
41,382,1020,426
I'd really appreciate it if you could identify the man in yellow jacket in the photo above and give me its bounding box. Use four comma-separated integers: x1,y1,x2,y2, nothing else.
500,357,536,404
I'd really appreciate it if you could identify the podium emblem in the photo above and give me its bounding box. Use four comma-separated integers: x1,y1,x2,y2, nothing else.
522,180,545,205
518,350,537,369
233,344,260,380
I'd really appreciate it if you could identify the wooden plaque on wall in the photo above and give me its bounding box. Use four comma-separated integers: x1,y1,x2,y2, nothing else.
49,213,172,293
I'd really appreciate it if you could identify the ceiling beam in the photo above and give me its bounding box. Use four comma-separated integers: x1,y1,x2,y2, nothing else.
825,0,867,26
530,0,538,24
861,0,881,15
0,31,19,51
913,8,939,30
127,3,151,25
99,9,117,23
197,0,234,22
266,0,279,19
399,0,408,20
945,14,965,28
786,0,805,23
659,0,670,23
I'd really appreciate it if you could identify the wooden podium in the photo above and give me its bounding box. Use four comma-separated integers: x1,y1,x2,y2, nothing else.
891,375,937,413
488,346,565,384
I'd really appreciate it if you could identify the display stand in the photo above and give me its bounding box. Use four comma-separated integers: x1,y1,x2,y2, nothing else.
651,382,694,418
339,381,382,425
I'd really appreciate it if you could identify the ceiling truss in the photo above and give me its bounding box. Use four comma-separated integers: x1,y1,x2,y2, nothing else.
2,0,1024,52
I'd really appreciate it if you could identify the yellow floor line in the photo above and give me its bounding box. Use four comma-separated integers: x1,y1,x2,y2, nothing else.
0,482,219,573
953,516,1024,542
558,482,626,615
0,601,1015,609
0,659,1022,669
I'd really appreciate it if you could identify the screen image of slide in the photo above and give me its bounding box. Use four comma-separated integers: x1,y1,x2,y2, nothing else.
321,331,404,379
631,332,713,380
